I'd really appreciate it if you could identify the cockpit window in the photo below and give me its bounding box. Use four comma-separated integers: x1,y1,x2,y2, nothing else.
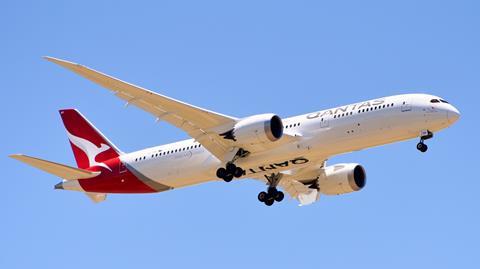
440,99,449,104
430,99,440,103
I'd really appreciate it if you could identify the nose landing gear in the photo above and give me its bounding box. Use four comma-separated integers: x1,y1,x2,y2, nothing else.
417,130,433,153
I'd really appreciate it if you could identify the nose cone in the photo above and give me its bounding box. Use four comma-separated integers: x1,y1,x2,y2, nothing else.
447,106,460,124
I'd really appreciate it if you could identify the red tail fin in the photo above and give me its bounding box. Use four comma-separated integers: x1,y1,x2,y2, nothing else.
59,109,121,170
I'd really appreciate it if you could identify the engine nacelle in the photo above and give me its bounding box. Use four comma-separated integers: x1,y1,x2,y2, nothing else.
318,163,366,195
221,114,284,145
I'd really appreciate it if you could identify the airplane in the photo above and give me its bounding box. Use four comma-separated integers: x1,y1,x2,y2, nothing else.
9,57,461,206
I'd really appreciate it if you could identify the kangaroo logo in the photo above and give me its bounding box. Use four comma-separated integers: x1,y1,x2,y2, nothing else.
66,130,112,171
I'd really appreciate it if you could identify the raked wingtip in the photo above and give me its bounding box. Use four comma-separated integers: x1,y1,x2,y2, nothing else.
43,56,83,69
43,56,64,63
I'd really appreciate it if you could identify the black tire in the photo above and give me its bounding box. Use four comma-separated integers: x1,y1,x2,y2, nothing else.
265,199,274,206
417,142,428,152
267,187,278,196
223,174,234,182
422,144,428,152
226,162,237,174
416,143,424,150
233,167,244,178
275,191,284,202
216,168,227,179
258,191,268,202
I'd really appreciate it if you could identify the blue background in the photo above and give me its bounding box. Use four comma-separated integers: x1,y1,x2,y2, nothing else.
2,1,479,268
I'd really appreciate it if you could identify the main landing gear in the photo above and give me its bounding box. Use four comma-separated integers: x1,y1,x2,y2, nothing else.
417,130,433,153
216,162,244,182
216,148,249,182
258,173,285,206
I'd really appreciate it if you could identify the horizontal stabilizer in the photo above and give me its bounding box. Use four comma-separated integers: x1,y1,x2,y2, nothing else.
9,154,100,180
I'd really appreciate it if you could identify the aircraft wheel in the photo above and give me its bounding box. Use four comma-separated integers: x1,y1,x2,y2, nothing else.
223,174,234,182
226,162,237,174
233,167,244,178
417,142,428,153
264,199,274,206
275,191,284,202
258,191,268,202
267,187,278,197
216,168,227,179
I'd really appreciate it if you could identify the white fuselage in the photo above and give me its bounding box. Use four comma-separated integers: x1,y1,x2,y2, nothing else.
122,94,459,189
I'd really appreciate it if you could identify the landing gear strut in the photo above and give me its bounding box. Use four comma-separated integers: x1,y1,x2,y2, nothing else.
258,173,285,206
417,130,433,153
216,148,249,182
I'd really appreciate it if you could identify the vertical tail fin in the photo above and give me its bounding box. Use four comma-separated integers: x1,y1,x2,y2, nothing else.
59,109,122,170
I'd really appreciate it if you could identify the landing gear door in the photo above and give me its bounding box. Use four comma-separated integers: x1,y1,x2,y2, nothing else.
401,98,412,112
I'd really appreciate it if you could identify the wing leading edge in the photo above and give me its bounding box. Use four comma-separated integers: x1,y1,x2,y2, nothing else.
44,56,238,161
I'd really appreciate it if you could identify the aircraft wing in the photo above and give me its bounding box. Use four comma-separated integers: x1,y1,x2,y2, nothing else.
44,57,238,160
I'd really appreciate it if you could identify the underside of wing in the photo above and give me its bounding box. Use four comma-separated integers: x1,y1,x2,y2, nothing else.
44,57,238,160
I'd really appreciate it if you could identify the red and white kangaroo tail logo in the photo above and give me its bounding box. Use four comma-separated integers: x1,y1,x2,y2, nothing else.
59,109,122,171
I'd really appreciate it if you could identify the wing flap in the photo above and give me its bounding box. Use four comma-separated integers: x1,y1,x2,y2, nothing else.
279,178,320,206
9,154,100,180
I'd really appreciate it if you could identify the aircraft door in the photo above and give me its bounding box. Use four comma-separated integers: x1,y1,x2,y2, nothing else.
320,117,329,128
401,98,412,112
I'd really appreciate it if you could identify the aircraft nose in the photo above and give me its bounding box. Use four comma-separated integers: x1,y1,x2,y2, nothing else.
447,105,460,124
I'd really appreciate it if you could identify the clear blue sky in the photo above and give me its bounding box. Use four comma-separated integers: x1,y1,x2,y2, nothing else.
2,1,479,268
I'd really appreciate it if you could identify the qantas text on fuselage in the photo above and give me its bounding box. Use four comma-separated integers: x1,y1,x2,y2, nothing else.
10,57,460,206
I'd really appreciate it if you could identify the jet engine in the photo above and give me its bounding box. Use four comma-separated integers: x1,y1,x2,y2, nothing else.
220,114,284,145
317,163,366,195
